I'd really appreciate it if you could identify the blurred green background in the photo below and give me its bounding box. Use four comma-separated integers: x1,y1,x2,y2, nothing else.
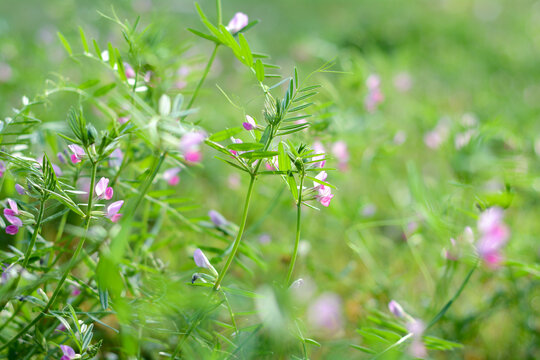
1,0,539,358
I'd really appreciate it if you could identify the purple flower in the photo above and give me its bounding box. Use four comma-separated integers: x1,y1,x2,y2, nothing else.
226,12,249,34
388,300,405,318
476,207,510,267
68,144,85,164
15,184,25,195
163,168,181,186
5,225,19,235
52,164,63,177
243,115,257,131
60,344,77,360
406,319,427,359
193,248,218,276
106,200,124,223
0,161,6,177
95,177,113,200
57,152,67,164
307,293,343,333
4,199,22,235
109,148,124,168
208,210,227,227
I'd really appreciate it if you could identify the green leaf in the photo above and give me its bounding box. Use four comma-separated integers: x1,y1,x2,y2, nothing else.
79,26,89,53
304,338,321,347
239,151,278,159
238,33,253,66
227,142,264,151
57,32,72,56
107,42,116,68
187,28,220,43
350,344,376,354
78,79,100,90
208,127,243,142
93,83,117,97
255,59,265,82
278,142,291,171
115,49,127,81
99,284,109,310
93,39,102,60
288,103,313,113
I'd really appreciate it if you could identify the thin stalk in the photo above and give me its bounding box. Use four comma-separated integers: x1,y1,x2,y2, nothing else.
184,43,219,115
426,260,479,329
216,0,222,25
213,175,256,290
22,199,46,269
0,162,98,351
286,174,304,286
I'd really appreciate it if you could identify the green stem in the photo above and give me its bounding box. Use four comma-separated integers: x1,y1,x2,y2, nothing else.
286,175,304,286
213,175,256,290
22,199,46,269
184,43,219,115
0,162,98,351
216,0,222,25
426,260,479,329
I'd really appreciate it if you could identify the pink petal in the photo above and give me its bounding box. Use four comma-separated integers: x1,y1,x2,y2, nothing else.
7,199,18,214
5,225,19,235
95,177,109,198
107,200,124,218
104,187,114,200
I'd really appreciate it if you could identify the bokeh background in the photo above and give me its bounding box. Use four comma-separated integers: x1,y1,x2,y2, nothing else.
1,0,539,358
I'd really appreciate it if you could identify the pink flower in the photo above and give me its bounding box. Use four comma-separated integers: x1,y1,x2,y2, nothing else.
365,74,384,112
388,300,405,318
423,119,450,149
226,12,249,33
124,63,135,79
106,200,124,223
393,72,412,92
407,319,427,359
312,141,326,168
15,184,25,195
313,172,333,207
243,115,257,131
5,225,18,235
163,168,181,186
228,173,241,189
109,148,124,168
68,144,85,164
60,344,77,360
476,207,510,267
52,164,63,177
180,131,206,164
95,177,113,200
184,150,202,163
118,116,130,125
229,137,243,156
307,293,343,333
0,161,5,177
332,141,349,171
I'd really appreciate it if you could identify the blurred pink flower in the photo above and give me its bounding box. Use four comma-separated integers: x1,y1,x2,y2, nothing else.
388,300,405,318
365,74,384,112
180,131,206,164
163,168,181,186
124,63,135,79
332,141,349,171
226,12,249,33
118,116,130,125
424,118,450,149
107,200,124,223
476,207,510,267
95,177,113,200
0,161,5,177
393,72,413,92
228,173,241,189
312,141,326,168
109,148,124,168
68,144,85,164
407,319,427,359
307,293,343,333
